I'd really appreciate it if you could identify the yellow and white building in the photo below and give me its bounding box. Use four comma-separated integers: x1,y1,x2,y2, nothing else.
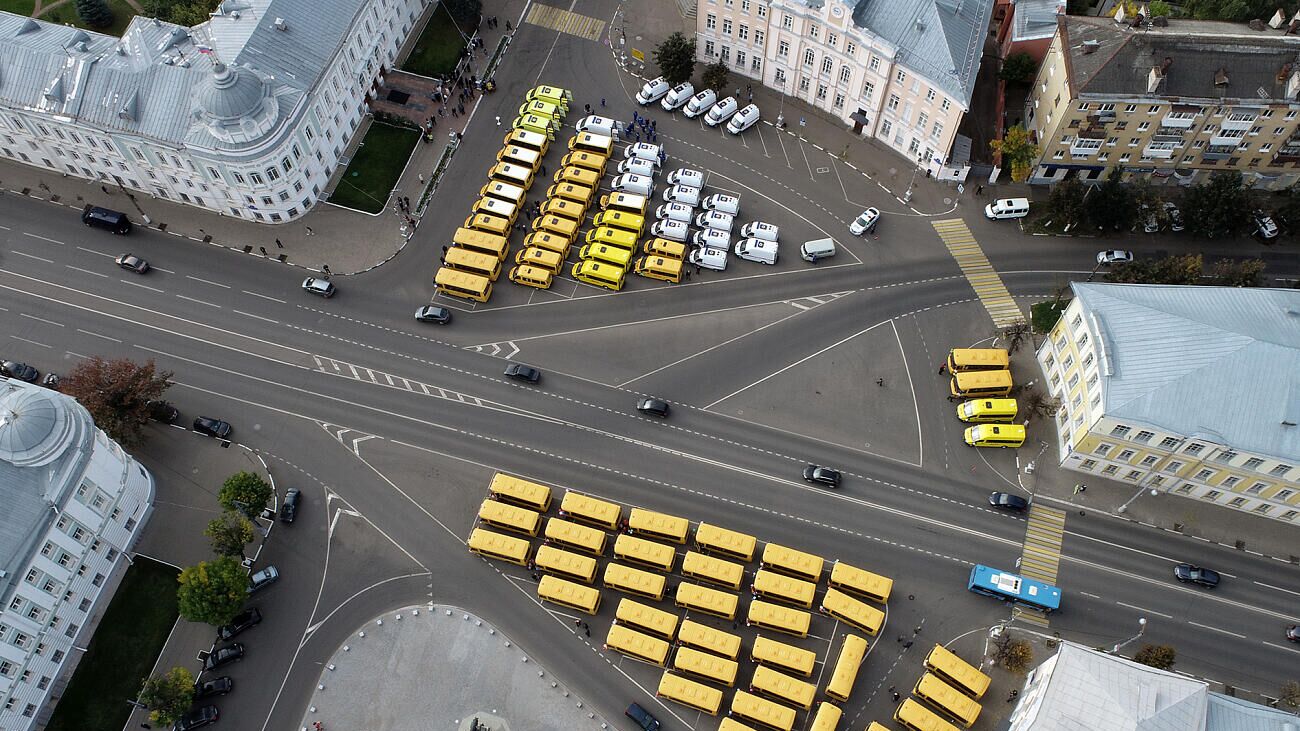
1037,283,1300,523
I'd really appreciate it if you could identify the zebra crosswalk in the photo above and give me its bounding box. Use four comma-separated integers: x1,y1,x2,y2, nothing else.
525,4,607,41
1012,504,1068,627
930,219,1024,328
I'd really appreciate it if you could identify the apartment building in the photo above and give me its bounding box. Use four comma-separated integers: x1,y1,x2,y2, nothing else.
1026,12,1300,189
695,0,994,172
0,0,427,224
0,379,155,729
1036,283,1300,525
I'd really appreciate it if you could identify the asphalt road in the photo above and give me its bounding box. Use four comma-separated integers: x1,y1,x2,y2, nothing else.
1,4,1298,730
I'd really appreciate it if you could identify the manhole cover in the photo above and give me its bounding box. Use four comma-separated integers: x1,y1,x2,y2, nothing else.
815,166,830,174
943,197,953,205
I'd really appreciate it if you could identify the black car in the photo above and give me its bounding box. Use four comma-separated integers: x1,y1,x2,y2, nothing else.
202,643,244,671
193,416,232,439
217,607,262,641
1,360,40,383
1173,563,1221,588
147,400,180,423
115,254,150,273
195,676,232,699
82,205,132,234
504,363,541,383
625,703,661,731
173,705,218,731
802,465,842,488
280,488,301,524
636,397,670,417
414,305,452,324
988,492,1029,511
1287,625,1299,643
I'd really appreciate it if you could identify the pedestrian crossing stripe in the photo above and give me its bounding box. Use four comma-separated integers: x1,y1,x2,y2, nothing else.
1012,606,1051,628
1019,504,1066,586
525,4,607,41
931,219,1023,328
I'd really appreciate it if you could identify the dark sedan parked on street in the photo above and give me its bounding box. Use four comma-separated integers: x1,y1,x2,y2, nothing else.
1,360,39,383
988,492,1029,511
1173,563,1221,588
193,416,232,439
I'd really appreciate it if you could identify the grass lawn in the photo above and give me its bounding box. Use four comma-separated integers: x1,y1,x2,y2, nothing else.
328,122,419,213
402,6,472,77
1031,300,1068,333
38,0,138,37
45,558,180,731
0,0,35,16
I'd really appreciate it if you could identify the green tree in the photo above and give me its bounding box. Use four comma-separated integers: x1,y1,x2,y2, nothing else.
701,61,730,93
653,32,697,86
75,0,115,27
205,511,255,558
1148,0,1173,16
1277,184,1300,230
1132,644,1176,670
138,667,195,725
1206,258,1265,286
177,556,249,626
1087,167,1134,232
1279,680,1300,710
994,634,1034,673
59,357,173,448
1183,171,1249,239
999,53,1038,85
989,125,1039,182
218,472,274,516
1045,176,1088,232
1106,254,1203,284
171,1,218,26
1183,0,1276,22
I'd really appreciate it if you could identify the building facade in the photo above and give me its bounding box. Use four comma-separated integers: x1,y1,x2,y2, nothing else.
0,0,427,224
694,0,994,173
1026,12,1300,189
0,379,156,729
1037,283,1300,524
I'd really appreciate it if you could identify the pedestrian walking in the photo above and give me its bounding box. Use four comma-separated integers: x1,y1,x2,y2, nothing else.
531,572,541,581
651,119,656,131
259,246,267,255
735,87,741,98
275,238,283,248
1074,483,1087,494
585,626,590,637
540,164,547,176
451,107,459,118
506,19,513,31
876,378,885,387
100,185,109,194
902,641,913,649
458,103,465,115
913,626,922,634
575,618,582,627
600,97,606,107
321,264,330,274
938,363,947,374
974,184,983,195
403,196,410,210
1007,690,1019,703
892,691,901,702
746,83,752,95
585,103,592,114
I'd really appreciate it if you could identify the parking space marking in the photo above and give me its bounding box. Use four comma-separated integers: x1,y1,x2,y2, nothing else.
930,219,1024,328
525,4,606,40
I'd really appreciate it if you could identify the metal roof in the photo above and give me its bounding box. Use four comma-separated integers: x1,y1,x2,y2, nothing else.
1072,283,1300,461
850,0,995,106
1012,0,1065,43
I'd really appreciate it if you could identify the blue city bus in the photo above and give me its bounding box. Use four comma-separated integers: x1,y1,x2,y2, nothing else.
967,565,1061,613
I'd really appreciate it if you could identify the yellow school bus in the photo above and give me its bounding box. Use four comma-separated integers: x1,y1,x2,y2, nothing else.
681,551,746,591
603,623,669,667
720,720,761,731
760,543,824,583
467,527,530,566
453,227,510,261
695,522,757,562
537,575,601,615
913,672,981,728
677,619,742,660
543,517,606,556
614,534,676,572
828,561,894,604
819,588,884,636
825,634,868,702
751,569,817,609
955,397,1019,423
946,348,1010,372
751,635,816,677
558,490,621,530
657,671,723,716
949,370,1013,399
488,473,552,512
533,544,598,584
924,644,991,699
963,424,1026,448
477,498,541,537
445,246,503,281
865,724,891,731
894,698,961,731
746,600,811,638
627,507,690,544
614,597,679,639
603,562,667,601
729,689,796,731
749,665,816,710
434,267,492,303
809,703,842,731
673,646,739,687
674,581,739,620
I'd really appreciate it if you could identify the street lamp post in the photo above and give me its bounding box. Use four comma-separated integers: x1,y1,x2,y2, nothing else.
776,78,787,129
1112,617,1147,653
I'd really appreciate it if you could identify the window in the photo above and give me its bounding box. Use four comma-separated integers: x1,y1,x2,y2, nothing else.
705,40,715,56
1195,468,1215,481
722,19,731,34
706,14,716,30
250,172,264,186
782,13,792,29
1159,437,1181,448
1185,443,1204,456
1140,455,1158,467
896,70,906,83
931,122,942,140
816,84,827,100
862,80,874,100
1254,503,1272,514
1245,481,1265,494
1110,425,1131,438
1243,457,1264,469
827,32,837,47
1164,461,1184,474
754,30,764,46
1117,449,1136,461
833,93,845,109
808,23,818,38
839,66,851,84
918,112,929,130
1221,476,1241,489
738,24,748,40
1126,470,1142,480
846,40,856,56
737,51,746,66
1134,430,1154,444
778,40,789,58
1276,489,1295,501
1228,496,1247,507
821,57,832,74
804,49,815,67
756,4,766,17
741,0,749,9
1102,465,1118,475
233,172,246,185
799,76,810,92
1093,444,1111,456
869,56,880,72
887,94,899,111
1080,459,1097,470
880,119,892,137
775,69,786,84
1271,464,1292,477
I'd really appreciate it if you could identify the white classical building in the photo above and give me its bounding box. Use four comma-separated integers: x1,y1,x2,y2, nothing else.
0,0,426,224
0,378,155,729
694,0,994,174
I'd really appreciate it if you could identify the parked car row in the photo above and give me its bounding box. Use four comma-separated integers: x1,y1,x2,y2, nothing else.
641,77,761,134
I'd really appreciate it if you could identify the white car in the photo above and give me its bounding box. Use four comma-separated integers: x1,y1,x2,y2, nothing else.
656,202,694,223
668,168,704,188
693,228,730,249
688,247,728,271
1253,209,1280,239
575,115,620,137
624,142,662,166
1096,250,1134,265
650,219,690,242
848,207,880,236
695,210,734,233
682,89,717,118
636,76,671,105
739,221,779,242
705,97,739,127
661,82,694,111
701,193,739,216
734,238,778,264
726,104,760,134
617,157,656,177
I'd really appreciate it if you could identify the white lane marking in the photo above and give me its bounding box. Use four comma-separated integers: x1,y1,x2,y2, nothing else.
78,329,121,343
9,336,50,348
241,290,287,304
232,310,280,325
23,233,67,245
21,313,64,327
1263,641,1300,656
893,319,923,468
1254,581,1300,598
187,275,232,288
1187,621,1246,639
65,265,110,278
176,295,222,308
12,251,53,264
76,246,111,256
120,280,164,293
1116,602,1173,619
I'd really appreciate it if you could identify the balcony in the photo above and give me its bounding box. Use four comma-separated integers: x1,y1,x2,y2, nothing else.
1142,144,1176,159
1209,132,1245,148
1069,139,1104,157
1202,145,1236,161
1161,114,1196,129
1220,114,1257,131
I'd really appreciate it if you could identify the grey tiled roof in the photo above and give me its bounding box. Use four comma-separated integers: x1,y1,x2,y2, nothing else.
1072,283,1300,462
850,0,995,106
1012,0,1064,42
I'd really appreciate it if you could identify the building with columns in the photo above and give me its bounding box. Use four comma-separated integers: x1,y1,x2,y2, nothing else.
0,378,155,729
0,0,427,224
694,0,995,174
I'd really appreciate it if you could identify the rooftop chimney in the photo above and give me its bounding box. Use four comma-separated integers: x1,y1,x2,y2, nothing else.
1214,68,1230,86
1270,7,1287,28
1082,39,1100,54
